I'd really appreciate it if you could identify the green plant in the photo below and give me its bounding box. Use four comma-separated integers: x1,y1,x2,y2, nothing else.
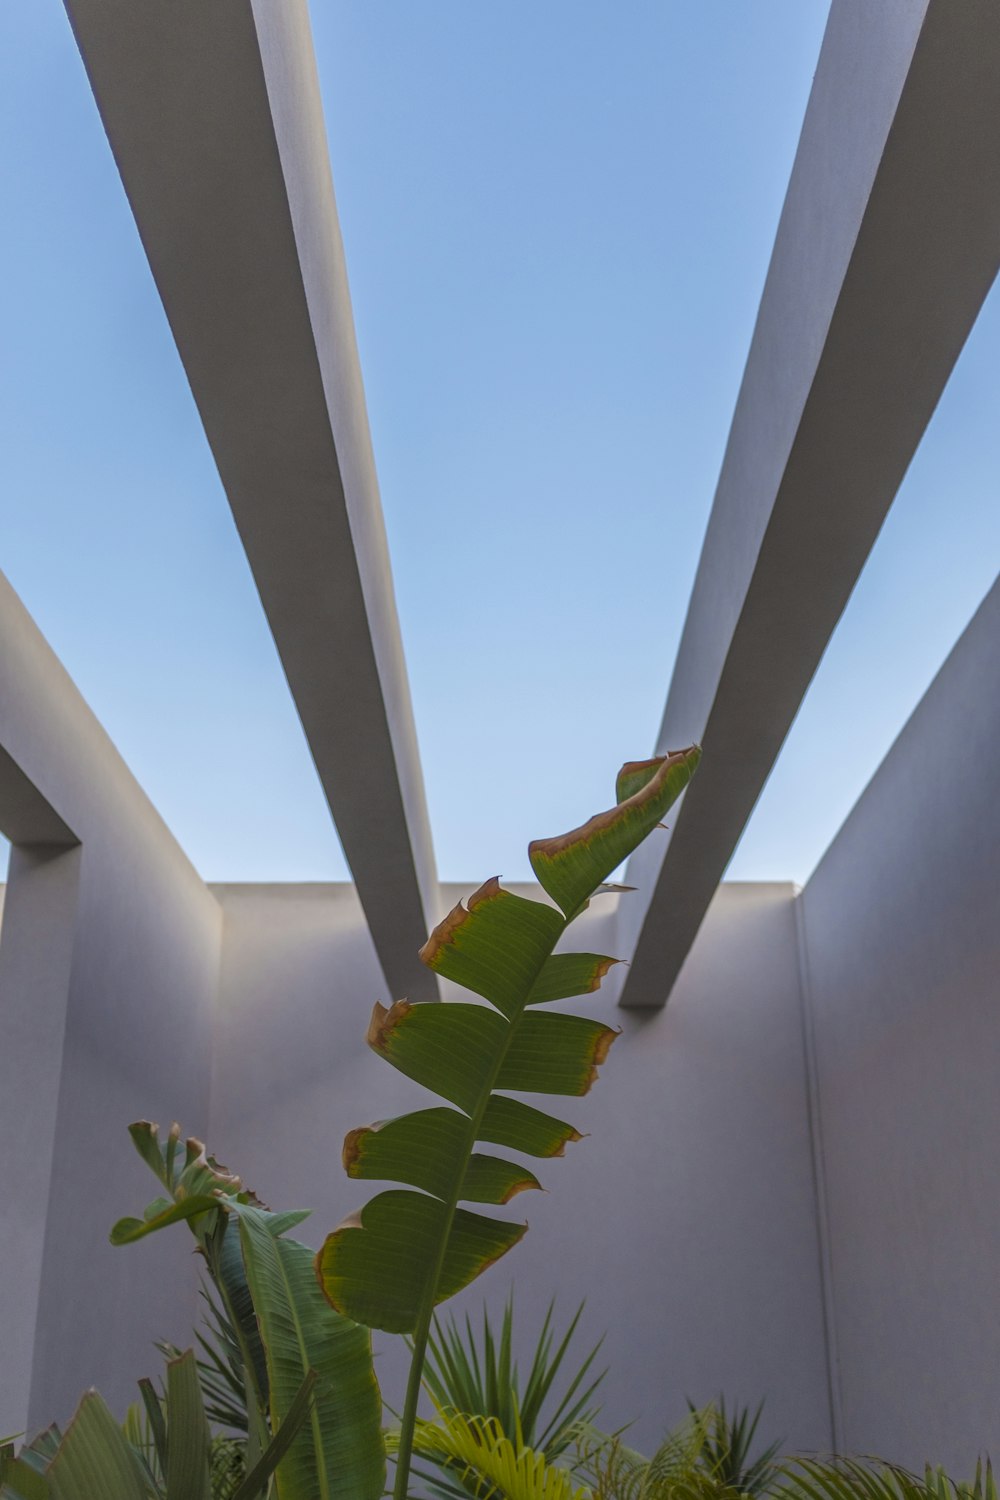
0,1347,304,1500
390,1407,590,1500
568,1423,996,1500
572,1406,737,1500
777,1458,998,1500
413,1295,605,1498
158,1283,251,1436
314,747,701,1500
408,1403,763,1500
109,1123,384,1499
687,1400,780,1498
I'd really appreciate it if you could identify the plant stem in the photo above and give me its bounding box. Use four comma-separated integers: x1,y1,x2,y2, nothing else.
393,1299,435,1500
391,1109,484,1499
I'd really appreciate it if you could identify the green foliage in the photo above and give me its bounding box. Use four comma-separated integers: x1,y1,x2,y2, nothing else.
403,1402,776,1500
412,1296,605,1499
208,1438,248,1500
776,1458,998,1500
318,750,700,1336
567,1418,995,1500
0,1350,282,1500
315,750,700,1500
572,1407,730,1500
687,1401,780,1498
10,751,995,1500
110,1121,385,1500
391,1408,590,1500
158,1284,250,1436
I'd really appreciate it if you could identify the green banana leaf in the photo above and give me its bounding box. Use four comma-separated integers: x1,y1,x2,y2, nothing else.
0,1450,51,1500
162,1352,212,1500
317,748,700,1337
234,1205,385,1500
41,1392,151,1500
110,1123,386,1500
0,1426,61,1500
0,1351,319,1500
111,1122,277,1458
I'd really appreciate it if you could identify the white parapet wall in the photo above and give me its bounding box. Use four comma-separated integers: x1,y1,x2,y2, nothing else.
208,878,833,1456
800,573,1000,1474
0,571,222,1435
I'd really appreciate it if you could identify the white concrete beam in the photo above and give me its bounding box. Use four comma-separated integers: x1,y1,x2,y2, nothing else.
618,0,1000,1007
62,0,440,1001
0,747,76,848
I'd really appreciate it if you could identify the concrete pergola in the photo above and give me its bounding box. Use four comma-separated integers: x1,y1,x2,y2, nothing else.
2,0,999,1473
617,0,1000,1008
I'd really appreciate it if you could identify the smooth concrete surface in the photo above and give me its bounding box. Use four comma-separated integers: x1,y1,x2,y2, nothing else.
800,574,1000,1472
0,571,221,1433
619,0,1000,1007
62,0,440,1004
0,846,81,1439
0,748,76,847
209,880,832,1457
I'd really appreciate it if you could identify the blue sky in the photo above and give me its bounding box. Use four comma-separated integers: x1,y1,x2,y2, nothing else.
1,1,997,886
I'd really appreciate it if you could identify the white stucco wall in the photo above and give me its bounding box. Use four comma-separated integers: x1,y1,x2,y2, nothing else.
209,878,832,1457
801,574,1000,1472
0,574,222,1434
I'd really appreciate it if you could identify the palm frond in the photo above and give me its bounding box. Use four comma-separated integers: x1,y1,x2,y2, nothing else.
209,1435,248,1499
158,1281,250,1435
778,1457,997,1500
416,1295,605,1498
688,1399,781,1496
122,1394,163,1489
571,1409,752,1500
646,1407,712,1485
393,1409,590,1500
